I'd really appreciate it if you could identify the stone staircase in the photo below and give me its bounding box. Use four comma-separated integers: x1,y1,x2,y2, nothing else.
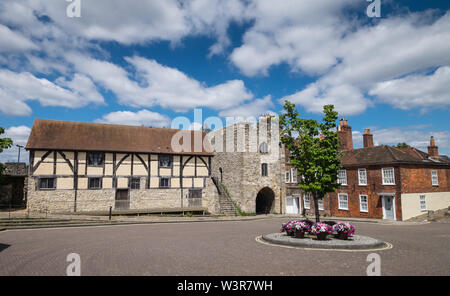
219,196,238,216
211,177,237,216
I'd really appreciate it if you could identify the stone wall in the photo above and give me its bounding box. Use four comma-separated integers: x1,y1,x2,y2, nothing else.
209,118,285,214
27,176,219,214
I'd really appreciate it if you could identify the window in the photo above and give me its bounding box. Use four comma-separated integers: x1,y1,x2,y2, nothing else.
318,198,324,210
338,193,349,210
259,142,268,154
88,178,101,189
420,195,427,211
159,155,172,168
285,171,290,183
358,169,367,186
338,170,347,185
291,168,297,183
87,152,104,166
39,178,55,189
382,168,395,185
130,178,140,190
360,195,368,212
261,163,268,177
431,170,439,186
159,177,170,188
304,193,310,209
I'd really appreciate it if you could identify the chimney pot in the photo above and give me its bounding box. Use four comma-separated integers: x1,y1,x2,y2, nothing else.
363,128,374,148
428,136,439,158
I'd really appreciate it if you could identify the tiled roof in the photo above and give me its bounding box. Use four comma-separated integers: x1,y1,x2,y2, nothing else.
26,119,213,155
341,145,449,167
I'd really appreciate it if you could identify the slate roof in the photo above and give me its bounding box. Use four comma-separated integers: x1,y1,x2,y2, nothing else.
341,145,450,167
26,119,213,156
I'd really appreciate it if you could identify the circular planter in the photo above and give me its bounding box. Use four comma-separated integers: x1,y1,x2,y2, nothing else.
315,232,329,241
295,230,305,239
338,232,349,240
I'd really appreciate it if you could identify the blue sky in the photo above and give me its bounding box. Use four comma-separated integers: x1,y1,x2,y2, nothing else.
0,0,449,162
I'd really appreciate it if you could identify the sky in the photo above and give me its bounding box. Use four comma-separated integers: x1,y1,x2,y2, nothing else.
0,0,449,163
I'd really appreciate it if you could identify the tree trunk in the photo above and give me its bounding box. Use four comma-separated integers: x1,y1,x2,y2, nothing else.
313,193,320,223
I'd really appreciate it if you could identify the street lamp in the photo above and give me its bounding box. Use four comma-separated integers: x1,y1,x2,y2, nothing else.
16,145,24,163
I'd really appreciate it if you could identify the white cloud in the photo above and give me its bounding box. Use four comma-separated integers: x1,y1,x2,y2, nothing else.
352,126,450,155
95,110,171,127
369,66,450,111
230,2,450,115
0,24,37,52
0,69,105,116
0,126,31,163
219,95,275,118
69,54,254,112
280,83,371,116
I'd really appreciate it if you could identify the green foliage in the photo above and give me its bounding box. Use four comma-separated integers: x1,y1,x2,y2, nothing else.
0,126,13,181
395,142,410,148
279,101,341,222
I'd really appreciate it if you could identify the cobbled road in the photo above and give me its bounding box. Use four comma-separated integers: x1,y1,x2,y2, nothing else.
0,217,449,275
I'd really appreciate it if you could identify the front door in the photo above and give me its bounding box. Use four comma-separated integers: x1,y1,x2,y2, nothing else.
286,196,300,214
383,196,395,220
115,189,130,210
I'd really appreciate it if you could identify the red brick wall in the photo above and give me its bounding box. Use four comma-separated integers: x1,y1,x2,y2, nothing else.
328,165,401,220
400,165,450,193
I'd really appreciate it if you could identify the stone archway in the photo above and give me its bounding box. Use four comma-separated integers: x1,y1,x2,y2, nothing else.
255,187,275,215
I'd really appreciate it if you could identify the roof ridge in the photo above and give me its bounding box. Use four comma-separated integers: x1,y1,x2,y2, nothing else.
385,145,400,161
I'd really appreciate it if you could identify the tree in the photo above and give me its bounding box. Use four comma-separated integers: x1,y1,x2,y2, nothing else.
280,101,341,222
0,127,13,181
395,142,410,148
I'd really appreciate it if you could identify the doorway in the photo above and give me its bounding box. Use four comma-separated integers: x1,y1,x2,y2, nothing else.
286,195,300,214
382,195,396,220
115,189,130,210
255,187,275,214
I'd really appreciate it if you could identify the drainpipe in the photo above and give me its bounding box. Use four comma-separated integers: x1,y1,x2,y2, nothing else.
279,141,283,214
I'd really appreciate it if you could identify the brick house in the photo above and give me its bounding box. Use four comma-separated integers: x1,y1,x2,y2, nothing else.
328,121,450,221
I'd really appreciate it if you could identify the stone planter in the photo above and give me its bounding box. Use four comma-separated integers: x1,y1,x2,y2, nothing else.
294,230,305,239
316,232,329,241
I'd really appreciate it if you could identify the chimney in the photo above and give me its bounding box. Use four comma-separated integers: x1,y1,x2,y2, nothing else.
337,118,353,151
363,129,374,148
428,136,439,158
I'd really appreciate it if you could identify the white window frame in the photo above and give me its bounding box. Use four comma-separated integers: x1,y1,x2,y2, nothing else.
382,167,395,185
420,195,427,211
318,198,324,210
431,170,439,186
291,168,297,183
285,171,290,183
338,170,347,185
358,168,367,186
338,193,349,210
359,194,369,213
303,193,310,209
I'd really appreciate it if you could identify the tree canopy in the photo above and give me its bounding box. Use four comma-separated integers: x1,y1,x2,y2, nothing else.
0,127,13,181
279,101,341,222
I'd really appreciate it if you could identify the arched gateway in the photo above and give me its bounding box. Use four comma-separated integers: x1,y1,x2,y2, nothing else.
255,187,275,214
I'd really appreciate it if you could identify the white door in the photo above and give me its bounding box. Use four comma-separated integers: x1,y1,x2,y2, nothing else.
286,196,294,214
382,196,396,220
286,196,300,214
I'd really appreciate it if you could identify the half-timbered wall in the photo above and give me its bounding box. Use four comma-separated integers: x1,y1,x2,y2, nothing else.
27,150,215,213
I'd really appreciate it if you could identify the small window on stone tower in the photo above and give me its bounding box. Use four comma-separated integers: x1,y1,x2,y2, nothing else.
259,142,268,154
261,163,268,176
